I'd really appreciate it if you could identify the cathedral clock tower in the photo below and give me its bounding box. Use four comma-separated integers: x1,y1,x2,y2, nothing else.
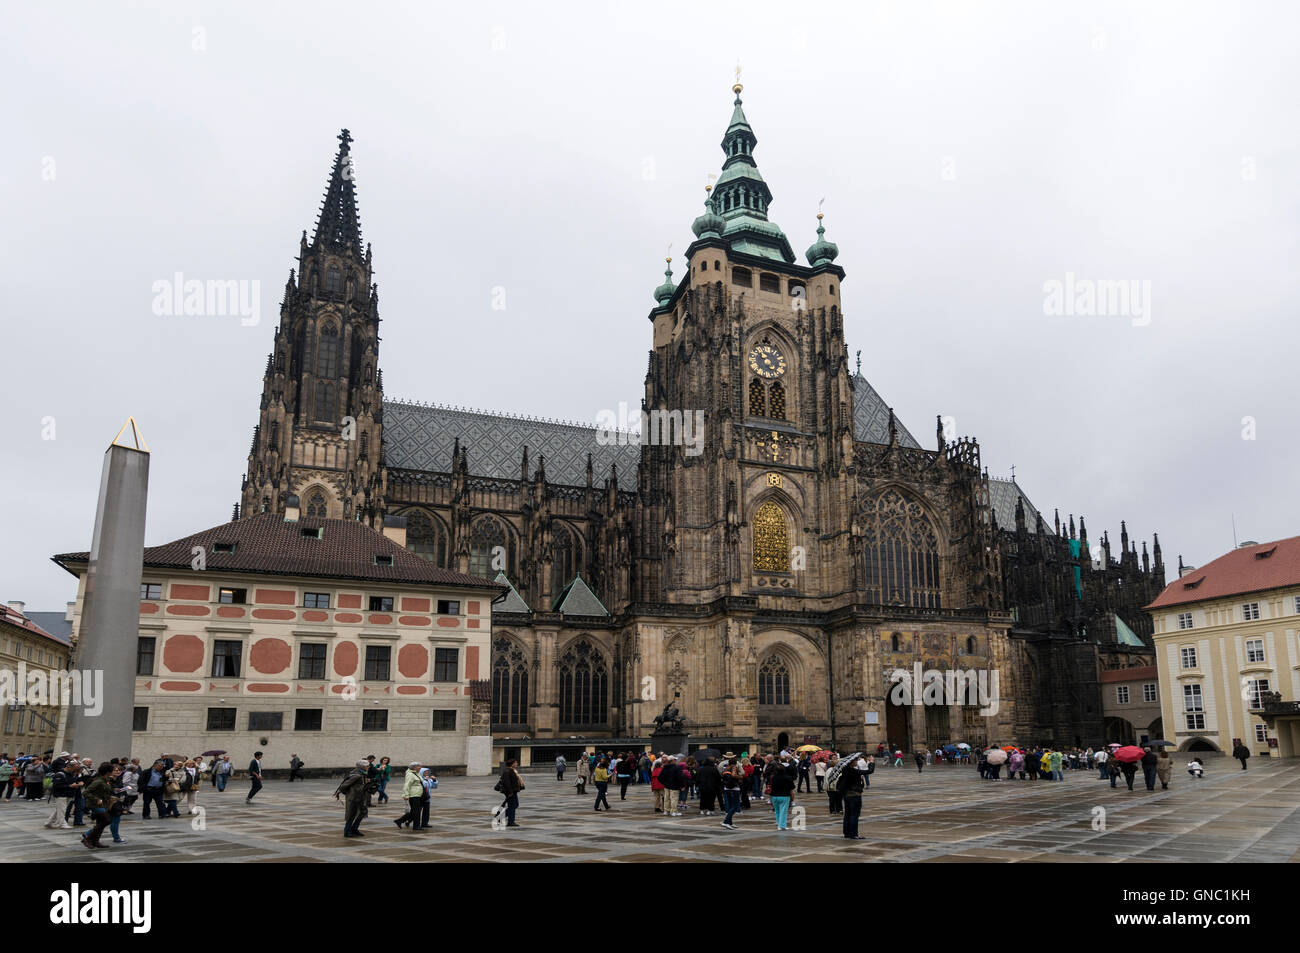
241,129,386,525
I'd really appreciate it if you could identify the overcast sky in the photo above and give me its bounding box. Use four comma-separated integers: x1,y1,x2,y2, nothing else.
5,1,1297,610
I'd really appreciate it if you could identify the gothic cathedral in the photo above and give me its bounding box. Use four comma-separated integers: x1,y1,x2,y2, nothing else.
240,84,1165,754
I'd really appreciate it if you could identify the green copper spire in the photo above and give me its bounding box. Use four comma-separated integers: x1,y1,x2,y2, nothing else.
805,211,840,267
707,78,794,263
653,257,676,306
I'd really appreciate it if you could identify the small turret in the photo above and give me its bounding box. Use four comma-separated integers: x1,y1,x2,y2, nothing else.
653,258,676,306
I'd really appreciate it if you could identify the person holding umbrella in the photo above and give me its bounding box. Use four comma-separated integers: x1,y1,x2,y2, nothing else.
838,753,868,840
1113,745,1144,790
1141,747,1159,791
1155,748,1172,789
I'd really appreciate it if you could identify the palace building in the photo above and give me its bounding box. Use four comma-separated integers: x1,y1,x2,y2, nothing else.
237,82,1166,761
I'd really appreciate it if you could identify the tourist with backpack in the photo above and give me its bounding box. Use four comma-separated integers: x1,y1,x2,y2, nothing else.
719,754,744,830
838,754,868,840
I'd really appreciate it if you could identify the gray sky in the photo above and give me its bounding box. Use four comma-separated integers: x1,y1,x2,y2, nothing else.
5,0,1298,610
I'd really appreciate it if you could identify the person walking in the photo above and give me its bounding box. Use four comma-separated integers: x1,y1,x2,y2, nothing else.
215,755,232,792
496,758,524,828
163,760,186,817
183,759,200,814
395,762,424,829
555,754,567,781
839,754,867,840
417,768,435,829
1095,747,1110,781
616,753,635,801
1232,743,1250,771
1141,747,1158,791
288,754,304,782
1118,757,1138,791
336,760,376,838
63,760,88,827
1155,749,1172,789
814,756,827,793
649,756,664,812
374,756,392,803
1008,748,1024,780
797,754,812,794
575,753,590,795
719,754,743,831
44,763,73,829
1187,757,1204,778
139,759,167,818
771,756,796,830
660,755,684,817
1048,748,1063,782
915,750,925,774
0,757,14,800
80,763,117,850
23,756,47,800
695,757,721,815
119,761,139,813
246,752,264,802
593,758,612,811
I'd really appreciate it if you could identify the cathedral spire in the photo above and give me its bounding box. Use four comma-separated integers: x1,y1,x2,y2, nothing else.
653,257,676,306
312,129,363,252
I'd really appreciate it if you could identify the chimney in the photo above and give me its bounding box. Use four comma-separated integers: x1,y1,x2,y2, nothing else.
65,601,76,622
6,601,25,617
284,494,300,522
382,514,407,549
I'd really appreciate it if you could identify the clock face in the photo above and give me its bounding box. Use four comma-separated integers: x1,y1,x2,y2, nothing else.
749,343,786,379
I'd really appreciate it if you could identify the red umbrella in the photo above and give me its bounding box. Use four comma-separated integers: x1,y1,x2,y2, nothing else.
809,750,834,764
1114,745,1145,763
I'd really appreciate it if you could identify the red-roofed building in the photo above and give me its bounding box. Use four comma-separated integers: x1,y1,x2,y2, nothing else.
1,601,72,757
52,507,504,774
1145,536,1300,758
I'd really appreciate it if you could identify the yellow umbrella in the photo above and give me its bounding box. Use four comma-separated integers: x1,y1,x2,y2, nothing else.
796,744,822,753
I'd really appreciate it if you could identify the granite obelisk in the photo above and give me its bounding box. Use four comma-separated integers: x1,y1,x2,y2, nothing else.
61,418,150,758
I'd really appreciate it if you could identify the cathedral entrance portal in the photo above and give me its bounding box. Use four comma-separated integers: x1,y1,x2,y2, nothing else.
885,697,909,751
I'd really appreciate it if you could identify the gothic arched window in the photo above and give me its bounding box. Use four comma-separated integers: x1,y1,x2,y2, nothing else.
749,377,766,417
316,324,339,379
758,654,791,706
325,266,342,293
768,381,786,420
551,523,580,597
469,515,510,579
490,636,529,727
558,638,608,727
305,490,327,518
405,510,447,566
752,500,789,573
314,380,336,423
860,488,942,609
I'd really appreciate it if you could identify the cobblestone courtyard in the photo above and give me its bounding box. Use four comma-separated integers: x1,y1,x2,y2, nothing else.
4,755,1299,863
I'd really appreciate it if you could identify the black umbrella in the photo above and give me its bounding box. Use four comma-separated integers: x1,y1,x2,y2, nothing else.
693,748,722,761
200,749,227,757
1146,740,1175,748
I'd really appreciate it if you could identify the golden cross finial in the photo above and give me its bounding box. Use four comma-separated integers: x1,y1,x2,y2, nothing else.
733,63,743,95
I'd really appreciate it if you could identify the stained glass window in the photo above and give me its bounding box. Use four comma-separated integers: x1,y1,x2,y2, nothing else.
860,488,942,608
306,491,327,518
558,638,608,727
758,654,790,705
491,636,529,727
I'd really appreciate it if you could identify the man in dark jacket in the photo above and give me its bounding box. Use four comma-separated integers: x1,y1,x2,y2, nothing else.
335,759,377,837
288,754,304,782
1140,748,1159,790
839,755,867,840
659,756,684,816
1232,743,1250,771
695,758,722,815
246,751,263,802
797,755,812,793
497,758,523,828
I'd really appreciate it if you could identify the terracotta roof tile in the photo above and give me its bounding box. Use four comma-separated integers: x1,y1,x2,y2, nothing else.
1145,536,1300,610
53,513,503,592
0,604,66,647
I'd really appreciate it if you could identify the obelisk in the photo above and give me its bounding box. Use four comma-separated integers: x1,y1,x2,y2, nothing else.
62,418,150,758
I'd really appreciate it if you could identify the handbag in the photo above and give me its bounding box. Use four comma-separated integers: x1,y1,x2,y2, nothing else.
164,780,180,796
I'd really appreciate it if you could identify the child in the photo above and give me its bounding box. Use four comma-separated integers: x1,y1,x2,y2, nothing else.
1186,757,1204,778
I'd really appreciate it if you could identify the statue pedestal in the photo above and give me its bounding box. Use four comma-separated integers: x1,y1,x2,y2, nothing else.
650,733,688,757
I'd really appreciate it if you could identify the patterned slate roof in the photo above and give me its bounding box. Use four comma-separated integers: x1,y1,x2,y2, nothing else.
493,572,531,613
553,575,609,616
852,373,921,447
53,514,502,591
384,400,639,487
988,478,1049,534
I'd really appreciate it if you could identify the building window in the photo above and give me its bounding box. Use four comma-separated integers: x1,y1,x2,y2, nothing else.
298,643,326,680
316,323,339,378
1143,683,1158,703
1180,646,1197,670
491,636,529,727
1245,638,1265,663
860,488,942,609
1177,612,1193,630
303,592,330,609
1295,595,1300,615
1182,683,1203,731
557,638,608,728
752,501,789,573
1186,712,1206,730
314,381,337,424
206,708,237,731
732,266,752,288
301,526,323,539
758,654,791,706
361,709,388,732
141,583,162,600
1254,724,1268,743
325,266,341,293
1246,678,1270,709
437,600,460,616
1242,602,1260,621
213,542,236,554
248,712,283,731
431,710,456,732
759,272,781,293
364,645,391,681
405,510,447,566
468,516,511,579
218,587,247,605
374,555,393,567
1116,686,1130,704
136,637,156,676
132,707,148,732
768,381,786,420
551,524,580,596
748,377,766,417
295,709,323,731
434,647,459,682
211,640,242,678
306,492,328,519
368,596,394,612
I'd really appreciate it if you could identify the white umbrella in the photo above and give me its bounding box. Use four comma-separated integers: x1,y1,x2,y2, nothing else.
985,748,1008,765
956,743,971,749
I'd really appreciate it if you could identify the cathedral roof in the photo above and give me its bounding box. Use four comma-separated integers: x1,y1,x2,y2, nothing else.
552,575,609,616
852,372,921,447
53,514,501,591
384,399,639,487
988,478,1048,534
492,572,531,613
